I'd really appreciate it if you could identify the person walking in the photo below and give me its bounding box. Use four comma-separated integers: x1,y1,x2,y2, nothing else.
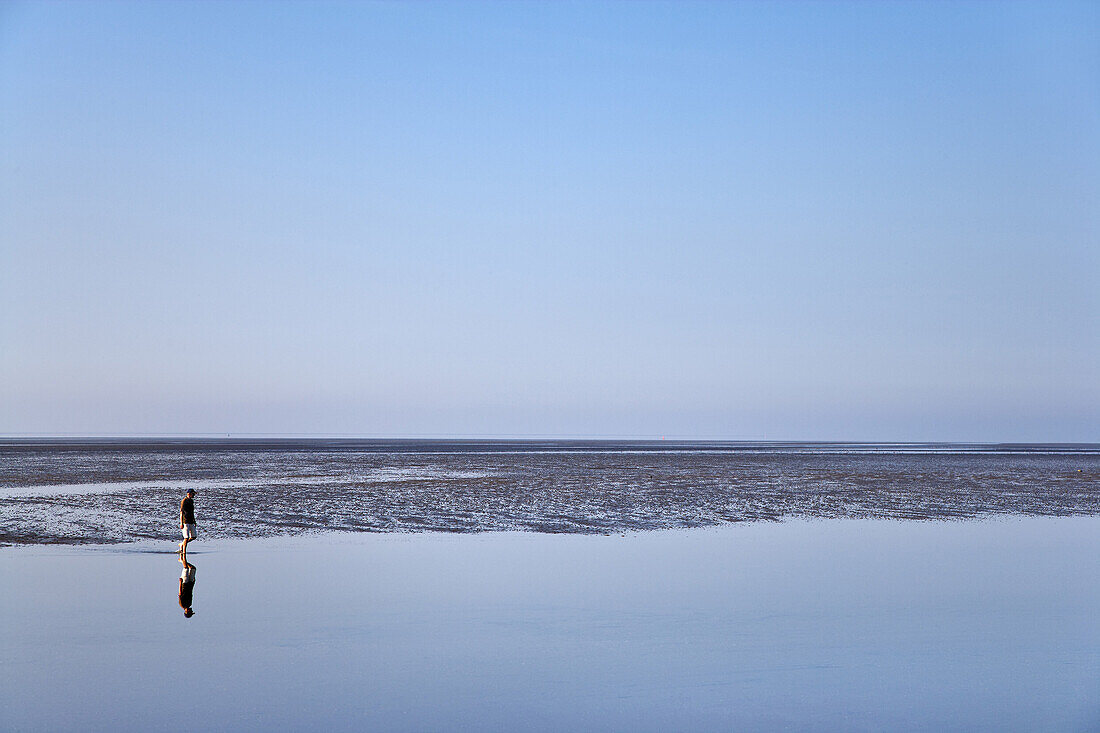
179,488,197,554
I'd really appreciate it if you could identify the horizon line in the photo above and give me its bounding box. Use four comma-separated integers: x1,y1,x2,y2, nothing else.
0,433,1097,448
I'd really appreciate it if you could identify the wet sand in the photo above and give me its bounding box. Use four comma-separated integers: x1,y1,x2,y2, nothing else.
4,443,1097,544
4,517,1100,731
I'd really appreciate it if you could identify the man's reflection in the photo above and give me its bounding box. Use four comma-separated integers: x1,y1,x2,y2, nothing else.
179,553,196,618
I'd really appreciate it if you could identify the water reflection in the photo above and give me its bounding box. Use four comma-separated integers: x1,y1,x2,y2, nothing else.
178,554,196,618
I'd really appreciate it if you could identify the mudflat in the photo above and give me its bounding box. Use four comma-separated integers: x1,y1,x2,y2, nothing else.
3,442,1098,544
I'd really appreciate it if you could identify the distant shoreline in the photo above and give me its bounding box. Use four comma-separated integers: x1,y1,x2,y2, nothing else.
2,438,1099,454
0,437,1098,454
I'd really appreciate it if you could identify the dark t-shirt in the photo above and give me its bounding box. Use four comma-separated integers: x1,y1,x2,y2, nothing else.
181,497,195,524
179,580,194,609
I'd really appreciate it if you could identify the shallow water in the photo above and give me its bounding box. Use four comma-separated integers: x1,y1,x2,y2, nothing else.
4,518,1100,731
1,441,1098,545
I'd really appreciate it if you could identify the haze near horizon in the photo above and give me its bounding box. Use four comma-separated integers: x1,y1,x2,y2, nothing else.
1,1,1097,441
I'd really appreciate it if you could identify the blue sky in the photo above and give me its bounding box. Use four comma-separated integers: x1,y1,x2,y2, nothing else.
1,1,1097,440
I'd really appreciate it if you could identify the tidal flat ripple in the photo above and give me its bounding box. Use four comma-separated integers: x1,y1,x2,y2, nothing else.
1,441,1097,545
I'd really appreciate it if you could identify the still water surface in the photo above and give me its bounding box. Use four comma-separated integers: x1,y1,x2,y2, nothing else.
4,518,1100,731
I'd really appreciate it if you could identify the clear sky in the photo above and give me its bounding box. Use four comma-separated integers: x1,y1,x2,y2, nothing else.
1,1,1097,441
